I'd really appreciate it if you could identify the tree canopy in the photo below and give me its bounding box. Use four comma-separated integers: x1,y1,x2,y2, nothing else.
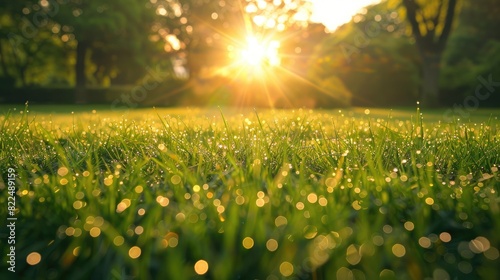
0,0,498,108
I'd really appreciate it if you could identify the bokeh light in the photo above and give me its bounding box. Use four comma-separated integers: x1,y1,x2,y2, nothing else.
26,252,41,265
194,260,209,275
242,237,254,249
279,262,294,277
128,246,141,259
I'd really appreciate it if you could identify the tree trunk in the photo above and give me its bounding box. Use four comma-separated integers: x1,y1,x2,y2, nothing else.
9,44,27,87
75,40,87,104
0,41,11,80
401,0,457,108
420,51,442,107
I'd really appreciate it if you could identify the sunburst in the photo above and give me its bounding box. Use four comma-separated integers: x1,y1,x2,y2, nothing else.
238,35,281,69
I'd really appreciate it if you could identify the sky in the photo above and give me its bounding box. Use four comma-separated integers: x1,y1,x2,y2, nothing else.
310,0,381,31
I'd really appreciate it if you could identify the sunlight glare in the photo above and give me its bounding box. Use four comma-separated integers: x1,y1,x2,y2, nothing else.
239,36,280,69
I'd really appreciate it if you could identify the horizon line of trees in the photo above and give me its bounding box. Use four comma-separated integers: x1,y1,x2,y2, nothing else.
1,0,499,108
309,0,500,107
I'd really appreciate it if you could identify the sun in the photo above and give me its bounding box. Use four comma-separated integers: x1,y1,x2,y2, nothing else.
238,36,281,69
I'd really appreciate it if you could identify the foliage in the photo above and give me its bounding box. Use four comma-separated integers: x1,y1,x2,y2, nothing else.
52,0,169,87
0,79,190,106
388,0,459,107
441,0,500,106
0,0,498,108
0,0,73,87
309,2,419,107
0,0,175,88
179,0,314,77
1,106,499,279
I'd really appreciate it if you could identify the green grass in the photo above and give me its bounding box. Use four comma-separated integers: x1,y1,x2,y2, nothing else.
1,105,499,279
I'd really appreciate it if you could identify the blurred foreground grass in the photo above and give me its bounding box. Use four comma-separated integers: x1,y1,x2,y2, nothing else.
0,105,499,279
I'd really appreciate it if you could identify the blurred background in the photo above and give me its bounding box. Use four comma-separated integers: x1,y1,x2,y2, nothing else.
0,0,499,108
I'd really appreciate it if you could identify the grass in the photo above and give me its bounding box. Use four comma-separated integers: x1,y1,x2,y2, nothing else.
0,105,499,279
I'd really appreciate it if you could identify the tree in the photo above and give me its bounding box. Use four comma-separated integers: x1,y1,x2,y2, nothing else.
441,0,500,106
171,0,312,78
397,0,459,106
0,0,77,90
48,0,164,103
309,2,420,107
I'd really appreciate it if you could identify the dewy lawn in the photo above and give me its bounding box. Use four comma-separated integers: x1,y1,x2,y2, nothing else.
0,106,499,279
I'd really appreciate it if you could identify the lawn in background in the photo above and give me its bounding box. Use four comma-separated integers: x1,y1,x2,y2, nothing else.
1,105,499,279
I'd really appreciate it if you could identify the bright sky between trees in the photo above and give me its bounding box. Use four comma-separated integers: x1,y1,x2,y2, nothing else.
310,0,381,31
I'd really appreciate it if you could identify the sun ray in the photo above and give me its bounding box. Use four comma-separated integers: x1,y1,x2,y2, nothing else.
189,1,361,108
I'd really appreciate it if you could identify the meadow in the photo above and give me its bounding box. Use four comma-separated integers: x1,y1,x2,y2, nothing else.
0,105,499,279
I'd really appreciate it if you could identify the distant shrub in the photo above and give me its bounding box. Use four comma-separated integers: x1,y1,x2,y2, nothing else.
0,79,190,106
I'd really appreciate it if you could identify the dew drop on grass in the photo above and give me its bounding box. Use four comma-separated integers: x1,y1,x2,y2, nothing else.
295,202,304,210
266,239,278,252
275,216,287,227
65,227,75,236
134,226,144,235
346,244,361,265
104,177,113,186
73,228,82,237
382,225,393,234
469,236,490,253
176,213,185,222
128,246,141,259
279,262,294,277
57,167,69,177
156,196,170,207
194,260,209,275
336,267,352,280
307,193,318,204
392,244,406,257
303,225,318,239
213,199,221,207
380,269,395,279
171,175,181,185
73,201,83,210
439,232,452,243
217,205,225,213
404,221,414,231
484,247,500,260
116,199,131,213
242,237,254,249
418,237,431,248
256,198,265,207
75,192,84,200
257,191,265,199
113,236,125,246
89,227,101,238
26,252,41,265
425,197,434,205
318,197,328,206
92,189,101,197
235,196,245,205
352,201,362,211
